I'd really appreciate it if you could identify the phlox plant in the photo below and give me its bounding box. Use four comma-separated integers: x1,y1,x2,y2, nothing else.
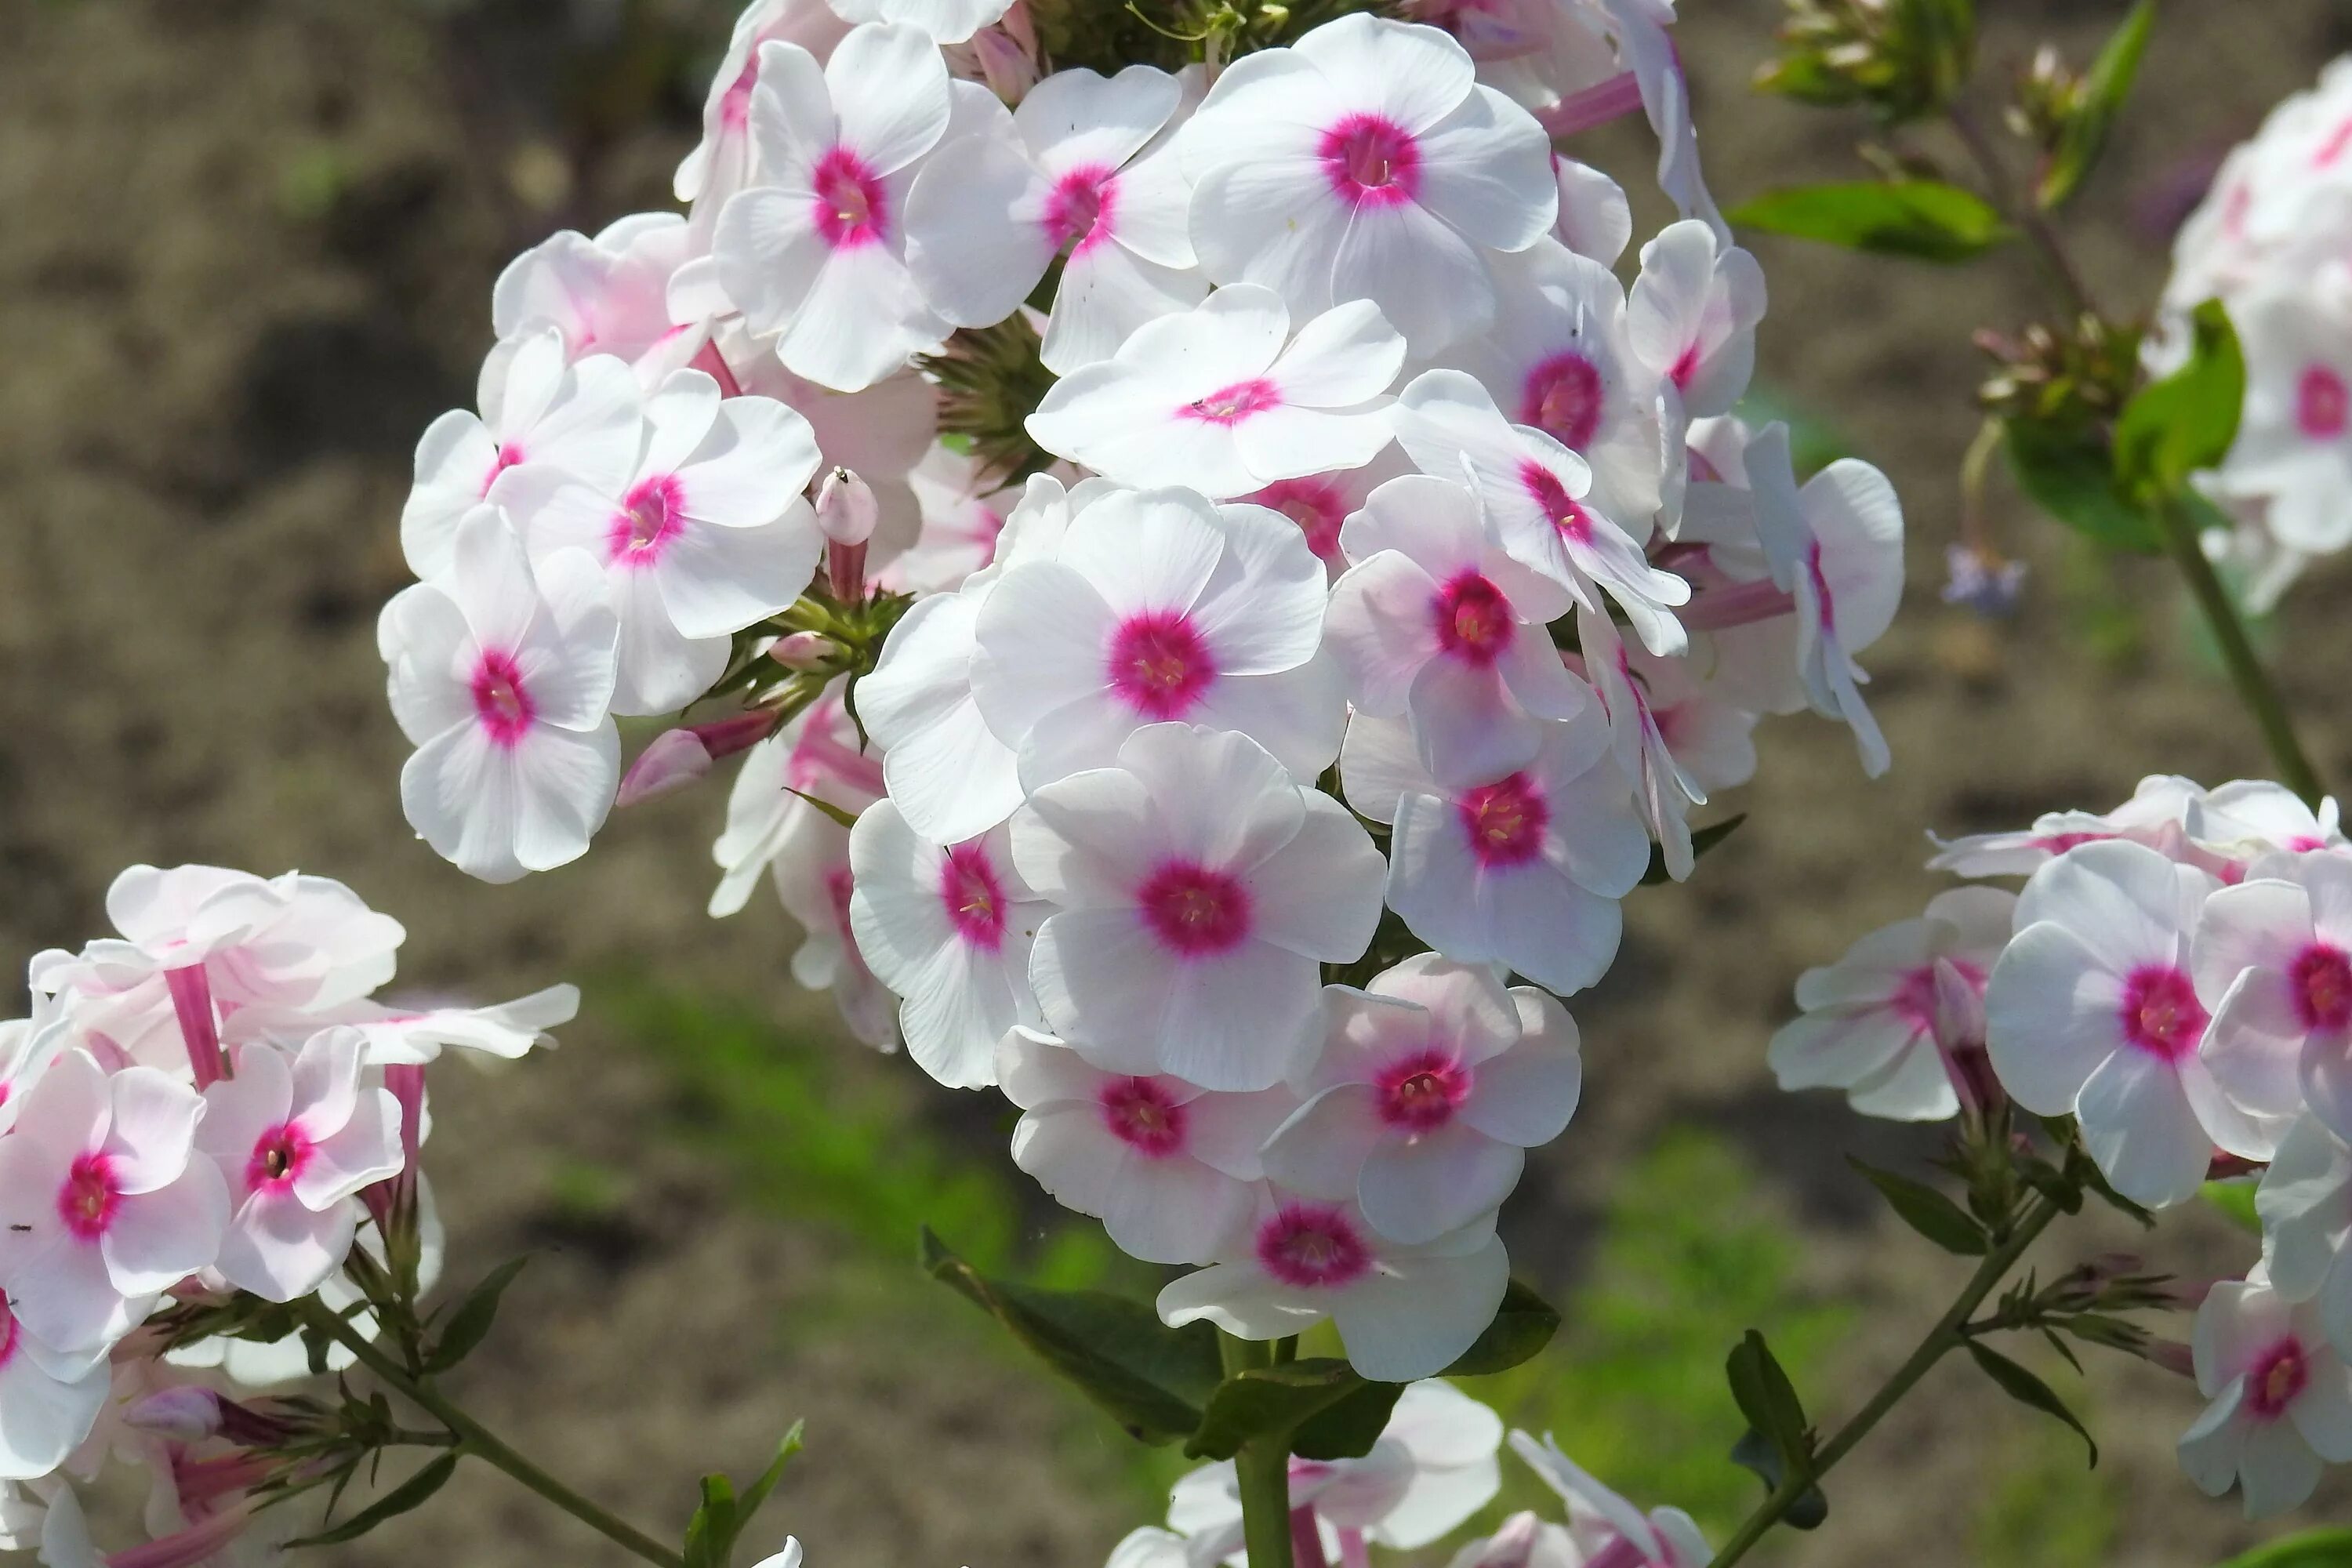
4,1,2350,1566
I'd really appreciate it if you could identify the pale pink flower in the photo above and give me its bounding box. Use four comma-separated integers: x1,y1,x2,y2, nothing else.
2223,288,2352,554
827,0,1010,43
1236,448,1411,579
2180,1275,2352,1519
727,336,938,559
1625,220,1765,421
710,690,884,918
2257,1116,2352,1359
1929,775,2216,879
493,213,706,385
1575,604,1703,881
0,1303,107,1482
379,508,620,884
1264,956,1581,1244
1446,1512,1581,1568
2196,851,2352,1146
1011,724,1384,1091
1548,155,1632,266
676,0,855,234
1508,1431,1712,1568
876,444,1022,594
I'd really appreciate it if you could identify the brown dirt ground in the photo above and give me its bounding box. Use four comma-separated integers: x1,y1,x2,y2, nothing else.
8,0,2352,1563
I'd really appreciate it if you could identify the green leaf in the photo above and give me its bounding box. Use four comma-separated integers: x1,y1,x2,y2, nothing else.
1727,1427,1828,1530
1185,1359,1372,1461
1724,1329,1812,1475
1728,181,2013,263
289,1453,460,1548
920,1228,1222,1444
2037,0,2155,210
2003,419,2160,554
2215,1527,2352,1566
1293,1380,1407,1461
422,1257,528,1374
1442,1278,1562,1374
1848,1157,1990,1256
735,1420,807,1530
1965,1341,2098,1465
1639,815,1748,887
2016,1155,2085,1216
2115,299,2245,500
683,1473,738,1568
782,785,860,830
2202,1178,2262,1234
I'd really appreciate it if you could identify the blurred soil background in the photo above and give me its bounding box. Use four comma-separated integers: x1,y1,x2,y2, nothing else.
7,0,2352,1563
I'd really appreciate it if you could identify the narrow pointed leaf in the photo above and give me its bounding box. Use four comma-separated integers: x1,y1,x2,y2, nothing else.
1848,1157,1989,1255
1725,1329,1812,1477
1729,181,2012,263
1965,1341,2098,1465
1640,815,1748,887
2037,0,2156,209
288,1453,460,1548
422,1256,529,1374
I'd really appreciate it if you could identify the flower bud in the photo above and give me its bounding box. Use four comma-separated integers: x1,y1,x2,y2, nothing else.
616,728,714,808
125,1387,224,1443
815,466,878,547
2146,1337,2197,1380
972,24,1038,104
768,631,836,671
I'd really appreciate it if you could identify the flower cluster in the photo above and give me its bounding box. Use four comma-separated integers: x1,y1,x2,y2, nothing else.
2155,54,2352,609
381,0,1911,1381
0,864,574,1563
1770,774,2352,1517
1105,1383,1711,1568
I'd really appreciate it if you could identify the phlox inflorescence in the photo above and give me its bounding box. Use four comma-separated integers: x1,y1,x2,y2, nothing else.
374,0,1906,1386
0,862,575,1559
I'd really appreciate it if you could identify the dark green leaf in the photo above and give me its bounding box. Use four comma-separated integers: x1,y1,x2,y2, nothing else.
1848,1157,1989,1255
2064,1143,2156,1228
1728,1428,1828,1530
1724,1329,1813,1479
1965,1341,2097,1465
289,1453,459,1548
2017,1156,2085,1215
920,1229,1222,1444
2004,418,2160,554
1443,1278,1562,1374
2038,0,2156,210
1639,815,1748,887
422,1257,528,1374
2114,299,2245,501
1728,181,2013,263
1293,1380,1407,1461
1186,1359,1371,1461
2214,1527,2352,1566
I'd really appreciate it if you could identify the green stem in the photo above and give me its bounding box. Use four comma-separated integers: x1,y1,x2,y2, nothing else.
1946,103,2098,320
1221,1332,1295,1568
298,1301,684,1568
1704,1196,2063,1568
2151,500,2328,806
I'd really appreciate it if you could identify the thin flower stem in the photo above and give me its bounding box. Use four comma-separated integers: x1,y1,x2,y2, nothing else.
1221,1331,1297,1568
296,1301,684,1568
1945,103,2099,321
2151,500,2328,806
1704,1196,2063,1568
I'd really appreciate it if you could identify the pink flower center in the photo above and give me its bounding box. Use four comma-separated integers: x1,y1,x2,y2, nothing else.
2292,943,2352,1032
938,843,1008,953
719,56,759,130
1519,460,1591,543
1137,862,1251,956
608,474,686,565
470,649,537,748
1106,611,1218,719
479,440,526,497
246,1123,313,1193
1318,113,1421,207
1044,164,1118,254
1457,773,1548,867
2032,830,2113,856
1433,572,1514,666
1182,378,1282,426
1249,477,1347,564
1892,960,1984,1031
59,1152,122,1241
1256,1202,1374,1289
2297,365,2350,439
2118,965,2207,1061
2248,1336,2310,1419
811,146,888,250
1375,1048,1471,1131
1668,343,1701,390
1098,1078,1188,1157
1519,352,1603,449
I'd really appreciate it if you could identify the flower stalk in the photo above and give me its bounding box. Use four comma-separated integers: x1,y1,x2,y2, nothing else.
1221,1330,1298,1568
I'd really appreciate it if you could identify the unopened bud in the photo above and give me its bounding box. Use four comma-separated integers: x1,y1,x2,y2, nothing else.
615,728,713,808
2147,1338,2197,1380
815,466,878,547
768,631,835,671
125,1387,223,1443
972,24,1038,103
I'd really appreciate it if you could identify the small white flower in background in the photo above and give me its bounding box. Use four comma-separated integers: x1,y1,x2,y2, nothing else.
710,689,884,918
1179,13,1557,356
997,1029,1294,1264
710,26,963,390
317,982,580,1067
1265,956,1581,1244
1508,1430,1712,1568
2189,779,2347,862
2216,285,2352,557
494,213,706,385
1012,724,1383,1091
498,367,824,715
1324,473,1588,784
1768,886,2016,1123
1985,840,2269,1208
197,1030,405,1302
906,64,1203,372
1927,773,2216,880
1027,287,1404,498
2257,1116,2352,1357
1446,1511,1582,1568
1156,1187,1507,1380
401,330,641,579
0,1051,228,1355
2180,1273,2352,1519
878,444,1023,595
972,486,1345,787
2195,849,2352,1145
379,507,620,884
1392,369,1689,658
848,804,1047,1089
1575,604,1703,881
1340,706,1647,995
